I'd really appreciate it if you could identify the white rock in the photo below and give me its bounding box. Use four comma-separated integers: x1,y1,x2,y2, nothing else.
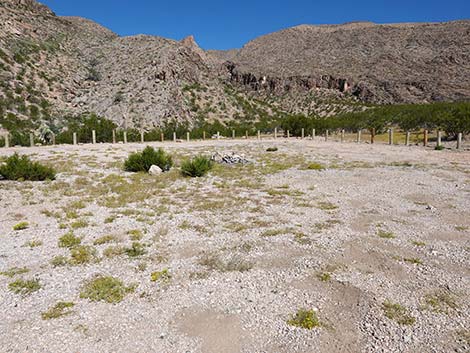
149,165,162,175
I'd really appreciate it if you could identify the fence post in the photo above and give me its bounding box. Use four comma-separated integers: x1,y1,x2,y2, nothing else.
51,133,55,146
371,128,375,144
245,130,248,139
341,129,345,143
123,131,128,144
73,132,77,145
112,129,116,144
141,131,145,143
217,131,220,140
325,130,328,141
30,133,34,147
274,127,277,139
423,129,428,146
160,132,164,142
405,131,410,146
5,134,9,148
312,129,315,141
437,130,442,148
173,132,176,142
388,128,393,145
287,130,290,139
203,131,206,140
301,128,305,139
232,130,235,139
457,133,462,149
186,131,190,142
92,130,96,144
357,130,361,143
257,130,261,140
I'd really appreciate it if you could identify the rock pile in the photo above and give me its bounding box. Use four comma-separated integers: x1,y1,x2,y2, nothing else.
211,152,249,165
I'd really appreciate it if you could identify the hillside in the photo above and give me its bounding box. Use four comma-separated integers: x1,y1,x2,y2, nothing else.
0,0,469,133
212,21,470,104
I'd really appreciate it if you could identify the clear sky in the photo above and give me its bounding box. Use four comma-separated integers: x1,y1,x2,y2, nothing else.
39,0,470,50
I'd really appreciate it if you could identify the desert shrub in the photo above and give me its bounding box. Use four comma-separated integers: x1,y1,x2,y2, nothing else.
8,278,41,295
287,309,320,329
41,302,75,320
266,147,278,152
181,155,213,177
0,153,55,181
124,146,173,172
80,276,134,303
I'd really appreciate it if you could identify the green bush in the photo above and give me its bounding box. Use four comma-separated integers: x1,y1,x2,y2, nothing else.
0,153,55,181
124,146,173,172
181,155,213,177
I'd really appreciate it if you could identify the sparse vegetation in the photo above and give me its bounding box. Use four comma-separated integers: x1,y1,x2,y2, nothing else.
287,309,320,329
58,232,81,248
124,146,173,173
317,272,331,282
0,267,29,277
378,230,396,239
306,162,325,170
181,155,213,177
80,276,134,303
150,268,171,282
423,290,458,314
8,278,41,296
199,253,253,272
94,234,118,245
41,302,75,320
13,221,29,231
69,245,97,265
382,301,416,325
50,255,68,267
266,147,278,152
0,153,55,181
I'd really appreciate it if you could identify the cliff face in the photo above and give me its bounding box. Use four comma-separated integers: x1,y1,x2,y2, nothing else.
0,0,469,131
212,21,470,104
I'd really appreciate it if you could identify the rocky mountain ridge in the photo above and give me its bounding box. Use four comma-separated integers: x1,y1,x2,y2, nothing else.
0,0,469,131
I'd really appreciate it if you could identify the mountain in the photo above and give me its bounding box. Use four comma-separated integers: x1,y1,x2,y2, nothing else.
0,0,469,131
212,21,470,104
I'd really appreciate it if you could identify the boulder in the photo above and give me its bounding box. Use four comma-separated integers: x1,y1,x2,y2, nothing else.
149,165,162,175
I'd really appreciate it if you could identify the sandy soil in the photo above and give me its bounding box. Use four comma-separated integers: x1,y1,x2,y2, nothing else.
0,138,469,353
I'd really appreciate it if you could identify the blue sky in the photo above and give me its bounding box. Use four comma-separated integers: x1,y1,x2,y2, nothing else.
39,0,470,50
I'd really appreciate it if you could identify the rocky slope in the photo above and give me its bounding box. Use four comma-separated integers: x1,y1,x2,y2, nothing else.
0,0,469,131
212,21,470,104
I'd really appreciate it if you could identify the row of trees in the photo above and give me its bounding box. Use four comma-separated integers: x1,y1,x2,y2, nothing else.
1,102,469,146
280,102,470,138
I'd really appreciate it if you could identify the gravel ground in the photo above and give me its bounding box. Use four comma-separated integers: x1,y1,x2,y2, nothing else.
0,138,469,353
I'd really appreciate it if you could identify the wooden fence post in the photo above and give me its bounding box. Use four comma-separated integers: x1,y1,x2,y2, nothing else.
274,127,277,139
287,130,290,139
123,131,128,144
217,131,220,140
388,128,393,145
160,132,164,142
423,129,428,146
232,130,235,139
341,129,345,143
245,130,248,139
92,130,96,144
112,129,116,144
405,131,410,146
141,131,145,143
73,132,77,145
257,130,261,140
301,128,305,139
173,132,176,142
5,134,9,148
357,130,361,143
437,130,442,148
371,128,375,144
30,133,34,147
312,129,315,140
186,132,190,142
203,131,206,140
51,133,55,146
457,133,462,149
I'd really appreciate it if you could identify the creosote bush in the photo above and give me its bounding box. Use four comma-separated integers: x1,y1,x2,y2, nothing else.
181,155,213,177
80,276,134,303
124,146,173,172
0,153,55,181
287,309,320,329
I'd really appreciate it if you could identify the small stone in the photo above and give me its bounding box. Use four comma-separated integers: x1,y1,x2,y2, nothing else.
149,165,162,175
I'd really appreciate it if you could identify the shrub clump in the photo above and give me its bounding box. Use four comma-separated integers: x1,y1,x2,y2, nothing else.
80,276,134,303
382,300,416,325
0,153,56,181
287,309,320,329
8,278,41,296
124,146,173,172
58,232,81,249
13,221,29,231
181,155,213,177
41,301,75,320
